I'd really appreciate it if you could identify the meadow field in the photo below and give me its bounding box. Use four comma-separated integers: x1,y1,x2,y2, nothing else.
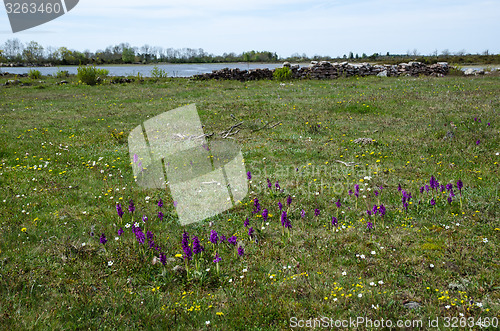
0,73,498,329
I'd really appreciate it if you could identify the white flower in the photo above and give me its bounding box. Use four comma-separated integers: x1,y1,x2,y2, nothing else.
371,251,376,255
476,302,483,307
445,305,451,309
134,222,139,227
459,313,464,317
358,293,363,298
115,237,119,241
81,242,86,246
108,261,114,266
242,268,248,273
445,225,450,229
229,279,233,282
370,282,376,286
125,223,131,228
240,275,244,279
364,176,372,180
496,152,499,156
360,254,365,259
333,298,338,302
206,268,210,272
342,271,347,276
429,264,435,268
261,227,265,230
378,280,384,285
362,195,367,198
367,188,371,191
372,304,379,309
482,238,488,243
205,321,210,326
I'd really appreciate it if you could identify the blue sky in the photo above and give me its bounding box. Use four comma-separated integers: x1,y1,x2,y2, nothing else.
1,0,499,57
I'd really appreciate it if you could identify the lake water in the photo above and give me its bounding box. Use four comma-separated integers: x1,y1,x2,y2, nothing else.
0,63,285,78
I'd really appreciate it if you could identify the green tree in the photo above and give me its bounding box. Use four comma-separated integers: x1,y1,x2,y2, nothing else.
122,47,135,63
22,41,44,64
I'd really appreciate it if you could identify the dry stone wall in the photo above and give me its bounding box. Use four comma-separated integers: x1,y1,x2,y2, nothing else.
194,61,449,81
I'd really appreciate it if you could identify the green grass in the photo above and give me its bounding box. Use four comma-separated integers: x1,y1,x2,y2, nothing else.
0,74,499,329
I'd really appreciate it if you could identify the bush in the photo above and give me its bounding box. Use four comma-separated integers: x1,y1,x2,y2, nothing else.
77,65,109,85
150,65,168,79
56,69,69,78
28,69,42,79
273,67,292,81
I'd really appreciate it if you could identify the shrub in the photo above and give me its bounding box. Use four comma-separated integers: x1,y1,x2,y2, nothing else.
150,65,168,79
28,69,42,79
56,69,69,78
273,67,292,81
77,65,109,85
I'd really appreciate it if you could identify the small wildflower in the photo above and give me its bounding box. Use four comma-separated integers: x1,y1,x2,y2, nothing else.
314,208,320,217
116,204,124,218
228,236,238,245
247,171,251,180
108,261,113,266
238,246,244,256
482,238,488,243
248,227,254,238
157,198,163,208
301,209,306,218
213,253,221,263
128,199,135,213
209,230,219,245
100,233,107,245
287,195,292,206
158,211,164,221
243,217,249,227
262,209,268,222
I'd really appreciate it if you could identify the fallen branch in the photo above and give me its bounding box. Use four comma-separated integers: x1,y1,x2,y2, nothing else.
335,160,358,167
220,121,244,138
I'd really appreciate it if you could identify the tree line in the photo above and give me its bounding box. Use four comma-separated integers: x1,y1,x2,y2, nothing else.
0,38,498,66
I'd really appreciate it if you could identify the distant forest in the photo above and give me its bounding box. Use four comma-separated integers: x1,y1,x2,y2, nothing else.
1,39,499,66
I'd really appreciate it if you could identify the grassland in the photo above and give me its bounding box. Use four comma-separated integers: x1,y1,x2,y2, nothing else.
0,73,499,330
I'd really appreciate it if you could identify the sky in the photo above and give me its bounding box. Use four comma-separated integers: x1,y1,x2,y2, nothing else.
1,0,499,58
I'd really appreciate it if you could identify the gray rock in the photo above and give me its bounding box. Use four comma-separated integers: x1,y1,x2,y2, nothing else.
353,138,374,145
448,282,465,291
404,301,422,309
377,70,388,77
464,68,475,76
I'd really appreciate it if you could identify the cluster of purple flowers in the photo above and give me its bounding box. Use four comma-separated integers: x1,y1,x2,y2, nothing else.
253,198,261,214
401,190,412,211
262,209,269,222
281,211,291,229
182,231,192,260
116,203,124,218
133,224,146,245
209,230,219,245
128,199,135,214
